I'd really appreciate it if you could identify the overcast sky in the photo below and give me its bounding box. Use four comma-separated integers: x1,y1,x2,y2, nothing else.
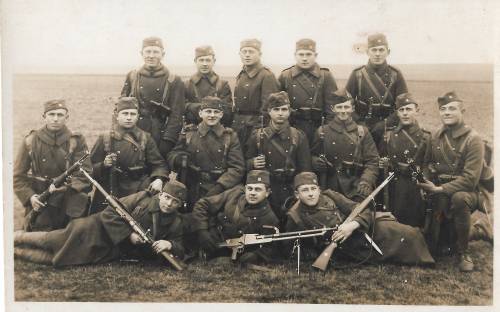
2,0,496,73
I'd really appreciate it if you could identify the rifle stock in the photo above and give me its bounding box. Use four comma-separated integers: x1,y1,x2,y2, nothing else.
312,172,395,271
80,168,186,271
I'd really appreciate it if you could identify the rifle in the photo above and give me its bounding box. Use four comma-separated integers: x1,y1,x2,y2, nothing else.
380,119,390,211
24,153,90,231
218,226,336,275
312,172,395,271
257,115,265,157
317,116,332,189
80,168,186,271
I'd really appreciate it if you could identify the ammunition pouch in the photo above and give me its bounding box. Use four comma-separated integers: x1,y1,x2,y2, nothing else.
294,107,323,121
117,165,146,180
355,101,393,120
395,162,412,177
437,174,458,185
29,175,52,194
338,160,364,176
190,166,225,182
271,168,296,184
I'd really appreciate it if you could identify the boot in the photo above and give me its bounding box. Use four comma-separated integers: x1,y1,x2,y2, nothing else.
457,252,474,272
14,230,48,249
14,247,53,265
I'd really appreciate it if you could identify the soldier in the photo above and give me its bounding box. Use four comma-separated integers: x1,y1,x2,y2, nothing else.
89,97,169,213
285,172,434,265
418,91,488,272
311,89,379,202
345,33,408,146
184,45,233,127
278,38,338,142
232,38,280,153
245,91,311,222
121,36,185,156
168,96,245,210
14,180,187,267
192,170,280,265
13,99,92,231
378,93,431,227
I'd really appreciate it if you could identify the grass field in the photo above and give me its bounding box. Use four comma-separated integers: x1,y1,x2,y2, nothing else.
8,72,494,305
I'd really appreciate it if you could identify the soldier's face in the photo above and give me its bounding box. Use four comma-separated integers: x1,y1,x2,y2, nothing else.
295,184,321,207
195,55,215,75
367,45,390,65
43,109,69,131
245,183,270,205
116,109,139,128
239,47,261,66
158,192,182,214
397,104,419,126
141,46,165,68
332,101,353,121
295,49,317,70
268,105,290,124
439,102,464,126
199,108,223,126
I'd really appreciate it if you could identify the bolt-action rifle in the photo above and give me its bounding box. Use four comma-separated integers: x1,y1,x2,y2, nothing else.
312,172,395,271
24,153,90,231
80,168,186,271
317,116,333,189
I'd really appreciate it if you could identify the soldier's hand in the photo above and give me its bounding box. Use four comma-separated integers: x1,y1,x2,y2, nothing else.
152,240,172,253
312,156,328,171
378,157,389,169
129,232,146,245
253,155,266,169
357,181,372,197
331,221,360,244
29,194,45,212
417,179,443,194
48,183,68,194
103,153,118,168
148,178,163,194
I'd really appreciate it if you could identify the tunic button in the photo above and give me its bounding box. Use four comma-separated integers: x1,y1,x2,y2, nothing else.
134,148,138,151
293,97,296,100
117,151,121,154
156,88,160,91
196,150,199,152
437,147,440,150
452,147,456,151
436,162,440,165
334,156,338,159
140,86,143,89
332,142,336,145
42,158,46,162
243,97,247,99
245,84,249,87
238,230,243,234
349,153,353,156
292,84,296,87
285,150,288,153
268,151,271,154
350,142,353,145
253,217,257,220
309,97,313,100
395,134,398,137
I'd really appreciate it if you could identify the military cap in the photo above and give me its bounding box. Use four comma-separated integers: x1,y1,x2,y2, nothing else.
240,38,261,51
115,97,139,113
437,91,462,107
331,88,353,105
268,91,291,109
162,179,187,202
142,36,164,49
43,99,68,113
395,93,418,109
195,45,215,59
246,170,270,186
293,172,319,189
296,38,316,52
200,96,224,111
367,33,388,48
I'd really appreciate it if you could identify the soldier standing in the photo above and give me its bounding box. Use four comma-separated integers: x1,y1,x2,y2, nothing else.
232,38,279,153
184,45,233,127
89,97,169,213
121,37,185,156
168,96,245,210
192,170,280,265
379,93,431,227
311,89,379,202
418,91,487,272
278,38,338,143
345,33,408,146
14,100,92,231
245,91,311,222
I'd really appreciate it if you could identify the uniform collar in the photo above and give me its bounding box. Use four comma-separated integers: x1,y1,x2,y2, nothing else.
266,121,291,140
394,121,420,134
112,125,142,141
191,71,218,85
198,122,225,137
139,64,169,78
241,199,272,217
366,61,389,75
438,122,471,139
291,63,320,78
242,63,263,78
38,125,71,146
328,116,357,133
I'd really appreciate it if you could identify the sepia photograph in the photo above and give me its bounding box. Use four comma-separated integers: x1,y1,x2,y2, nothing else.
2,0,497,311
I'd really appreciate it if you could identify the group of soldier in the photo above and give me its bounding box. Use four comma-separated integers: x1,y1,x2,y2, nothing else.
13,33,493,274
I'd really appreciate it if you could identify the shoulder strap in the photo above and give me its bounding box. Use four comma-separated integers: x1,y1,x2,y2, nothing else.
25,131,35,155
312,70,325,106
102,133,112,154
215,77,224,96
287,200,304,228
353,125,365,162
130,69,140,98
186,131,194,145
161,74,176,104
223,130,232,162
360,67,383,102
355,69,363,99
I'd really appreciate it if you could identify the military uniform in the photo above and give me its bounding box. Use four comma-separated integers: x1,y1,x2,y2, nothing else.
168,122,245,210
89,125,169,213
311,116,379,201
14,111,92,231
345,34,408,146
278,64,338,143
192,181,280,264
184,71,233,127
14,189,185,267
